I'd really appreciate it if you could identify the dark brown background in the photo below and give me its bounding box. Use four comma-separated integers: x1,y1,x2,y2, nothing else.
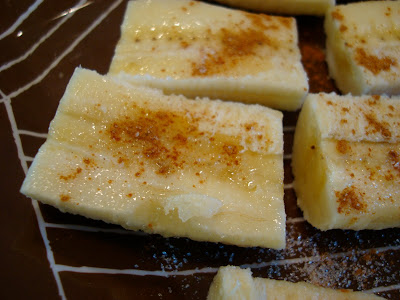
1,0,399,299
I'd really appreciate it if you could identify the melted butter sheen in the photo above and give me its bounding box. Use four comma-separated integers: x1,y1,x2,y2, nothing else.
102,106,255,190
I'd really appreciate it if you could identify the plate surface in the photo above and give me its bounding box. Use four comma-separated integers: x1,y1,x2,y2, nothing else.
1,0,399,299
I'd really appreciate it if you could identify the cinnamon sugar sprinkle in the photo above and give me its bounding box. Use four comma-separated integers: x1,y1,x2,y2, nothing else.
335,186,367,215
355,48,397,75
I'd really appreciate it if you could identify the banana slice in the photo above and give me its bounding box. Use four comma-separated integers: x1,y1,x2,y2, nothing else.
20,68,286,249
292,93,400,231
109,0,308,111
207,266,384,300
325,1,400,95
212,0,335,16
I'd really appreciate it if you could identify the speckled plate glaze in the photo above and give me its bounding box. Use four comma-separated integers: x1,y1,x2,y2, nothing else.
1,1,399,299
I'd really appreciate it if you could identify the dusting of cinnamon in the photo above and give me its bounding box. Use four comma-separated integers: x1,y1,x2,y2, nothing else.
83,158,96,168
60,167,82,181
331,10,344,21
191,12,290,76
385,172,394,181
180,41,189,49
364,113,391,138
368,95,380,106
118,157,127,164
173,133,187,144
135,168,145,177
336,140,350,154
107,107,243,177
355,48,397,75
336,186,366,215
60,194,71,202
372,95,380,101
388,150,400,176
223,144,239,156
339,25,348,32
276,16,292,29
244,122,257,131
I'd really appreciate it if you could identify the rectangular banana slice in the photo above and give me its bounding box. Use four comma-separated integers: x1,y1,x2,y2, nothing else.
207,266,383,300
211,0,335,16
20,68,286,249
325,1,400,95
292,93,400,231
108,0,308,111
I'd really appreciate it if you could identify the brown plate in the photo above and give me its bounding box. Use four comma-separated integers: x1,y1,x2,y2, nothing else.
1,0,399,299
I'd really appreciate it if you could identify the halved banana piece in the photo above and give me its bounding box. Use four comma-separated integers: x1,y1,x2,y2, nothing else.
325,1,400,95
292,93,400,230
109,0,308,111
21,68,286,249
207,266,383,300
